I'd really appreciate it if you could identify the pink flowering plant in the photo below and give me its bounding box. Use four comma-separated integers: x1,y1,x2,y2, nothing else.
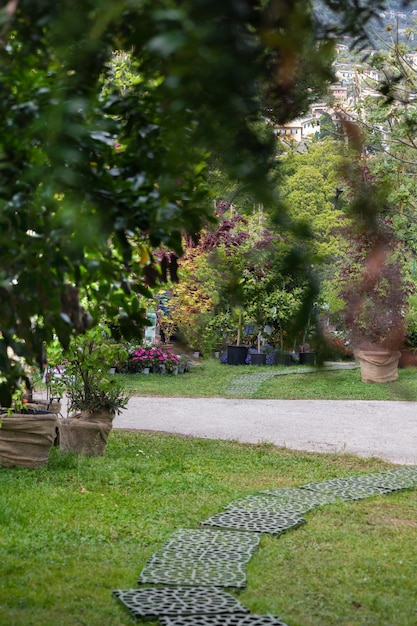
158,347,180,372
131,347,155,369
131,346,180,373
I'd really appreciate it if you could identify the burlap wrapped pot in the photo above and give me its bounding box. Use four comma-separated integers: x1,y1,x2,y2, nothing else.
355,350,401,383
58,411,115,456
0,413,58,468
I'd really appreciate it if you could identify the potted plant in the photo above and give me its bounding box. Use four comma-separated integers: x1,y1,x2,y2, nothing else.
259,294,301,366
0,373,58,468
178,354,192,374
298,343,316,366
130,347,154,374
248,328,267,366
399,330,417,368
226,308,248,365
129,344,184,374
52,325,130,455
339,214,411,383
161,349,181,374
245,301,267,366
399,294,417,368
0,411,58,468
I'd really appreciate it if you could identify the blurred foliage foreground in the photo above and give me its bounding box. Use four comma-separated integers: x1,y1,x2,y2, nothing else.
0,0,407,403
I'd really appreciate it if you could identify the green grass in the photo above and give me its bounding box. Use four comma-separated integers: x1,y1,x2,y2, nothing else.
117,358,236,397
4,359,417,625
116,359,417,401
1,432,417,626
254,367,417,401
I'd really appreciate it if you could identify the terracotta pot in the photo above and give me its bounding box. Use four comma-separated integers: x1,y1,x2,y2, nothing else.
355,350,401,383
0,413,57,468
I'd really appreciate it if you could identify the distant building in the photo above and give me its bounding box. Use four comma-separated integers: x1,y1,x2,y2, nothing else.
330,83,348,102
334,64,355,84
274,116,320,142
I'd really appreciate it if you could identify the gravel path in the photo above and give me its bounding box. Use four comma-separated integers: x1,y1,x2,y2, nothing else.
114,394,417,465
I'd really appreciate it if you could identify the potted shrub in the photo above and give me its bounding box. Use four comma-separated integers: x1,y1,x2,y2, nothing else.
0,372,58,468
0,411,58,469
339,214,411,383
245,302,268,366
52,325,130,456
399,294,417,368
298,342,316,366
271,327,296,366
399,331,417,368
226,308,248,365
249,329,267,366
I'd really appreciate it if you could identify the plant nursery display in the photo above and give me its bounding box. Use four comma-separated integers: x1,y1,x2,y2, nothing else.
129,346,183,374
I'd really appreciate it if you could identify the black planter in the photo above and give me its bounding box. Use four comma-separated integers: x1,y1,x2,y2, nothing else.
226,345,248,365
274,351,293,366
251,353,267,366
299,352,316,366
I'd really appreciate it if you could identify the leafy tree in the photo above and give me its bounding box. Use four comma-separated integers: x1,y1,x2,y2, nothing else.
160,203,312,355
0,0,404,401
279,141,350,261
357,24,417,257
318,112,340,140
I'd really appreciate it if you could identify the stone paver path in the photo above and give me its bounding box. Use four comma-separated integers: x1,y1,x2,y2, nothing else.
113,466,417,625
225,362,359,397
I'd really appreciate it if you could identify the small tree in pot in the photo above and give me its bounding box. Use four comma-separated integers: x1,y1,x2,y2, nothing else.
337,176,413,383
51,325,129,455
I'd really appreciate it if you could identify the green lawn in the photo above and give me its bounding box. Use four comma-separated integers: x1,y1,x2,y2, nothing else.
116,358,417,401
2,359,417,625
1,432,417,626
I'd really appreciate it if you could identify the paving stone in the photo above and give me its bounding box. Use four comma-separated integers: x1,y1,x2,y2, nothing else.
113,467,417,624
301,468,417,501
372,467,417,490
138,529,261,588
225,488,333,515
112,587,249,619
201,509,305,535
224,364,360,398
159,614,289,626
225,372,277,397
257,486,334,504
